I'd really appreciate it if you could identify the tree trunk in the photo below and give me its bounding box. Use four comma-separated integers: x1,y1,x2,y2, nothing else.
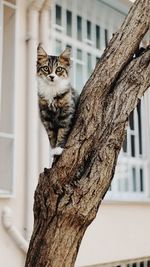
25,0,150,266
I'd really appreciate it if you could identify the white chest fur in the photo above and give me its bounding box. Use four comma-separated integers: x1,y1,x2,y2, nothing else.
37,76,70,105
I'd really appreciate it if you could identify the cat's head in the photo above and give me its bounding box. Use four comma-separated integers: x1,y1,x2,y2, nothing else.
37,44,71,87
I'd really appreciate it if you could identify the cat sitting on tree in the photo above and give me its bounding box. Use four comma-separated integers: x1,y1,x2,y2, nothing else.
37,44,78,164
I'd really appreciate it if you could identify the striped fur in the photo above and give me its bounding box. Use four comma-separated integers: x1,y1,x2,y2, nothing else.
37,44,78,153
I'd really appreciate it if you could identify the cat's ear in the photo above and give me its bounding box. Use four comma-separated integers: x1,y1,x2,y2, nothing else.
37,44,48,63
59,47,71,66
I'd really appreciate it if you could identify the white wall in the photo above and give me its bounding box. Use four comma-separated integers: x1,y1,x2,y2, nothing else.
76,202,150,266
0,0,27,266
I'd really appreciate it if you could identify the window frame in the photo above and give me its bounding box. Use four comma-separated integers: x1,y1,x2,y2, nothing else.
0,0,17,198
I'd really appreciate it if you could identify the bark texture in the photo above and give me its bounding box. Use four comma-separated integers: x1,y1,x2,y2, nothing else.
25,0,150,266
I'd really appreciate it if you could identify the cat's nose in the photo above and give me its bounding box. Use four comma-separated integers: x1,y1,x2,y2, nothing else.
49,74,55,81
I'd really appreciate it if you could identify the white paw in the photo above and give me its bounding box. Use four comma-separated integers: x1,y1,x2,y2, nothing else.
51,147,63,156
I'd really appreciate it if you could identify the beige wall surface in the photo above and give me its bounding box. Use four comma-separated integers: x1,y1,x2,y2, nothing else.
0,1,27,266
76,202,150,266
0,202,26,267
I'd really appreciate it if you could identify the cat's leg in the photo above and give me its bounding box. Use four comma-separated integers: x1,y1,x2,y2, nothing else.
56,127,69,148
42,121,56,147
51,127,69,164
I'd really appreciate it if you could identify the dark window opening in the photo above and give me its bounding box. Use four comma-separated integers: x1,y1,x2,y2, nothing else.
131,135,135,157
66,10,72,36
96,25,100,49
87,20,91,40
56,5,61,26
105,29,108,47
137,100,142,155
77,16,82,41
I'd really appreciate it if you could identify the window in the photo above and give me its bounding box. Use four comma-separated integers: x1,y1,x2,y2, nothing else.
76,49,83,92
107,97,149,201
51,0,149,202
52,1,107,90
55,39,62,54
87,20,91,40
0,1,16,196
56,5,62,26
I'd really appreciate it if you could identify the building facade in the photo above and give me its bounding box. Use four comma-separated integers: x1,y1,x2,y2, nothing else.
0,0,150,266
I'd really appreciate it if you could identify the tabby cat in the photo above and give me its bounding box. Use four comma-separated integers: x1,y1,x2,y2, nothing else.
37,44,78,158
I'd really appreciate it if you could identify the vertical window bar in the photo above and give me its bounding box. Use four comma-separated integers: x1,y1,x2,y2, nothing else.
100,27,105,50
76,49,83,93
71,0,77,40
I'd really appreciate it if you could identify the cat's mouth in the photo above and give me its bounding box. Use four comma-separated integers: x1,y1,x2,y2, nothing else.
47,75,56,83
47,77,56,83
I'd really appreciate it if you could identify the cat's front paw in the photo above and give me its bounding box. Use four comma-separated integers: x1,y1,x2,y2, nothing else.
51,147,63,156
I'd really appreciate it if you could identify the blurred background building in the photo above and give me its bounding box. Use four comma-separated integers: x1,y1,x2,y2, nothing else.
0,0,150,266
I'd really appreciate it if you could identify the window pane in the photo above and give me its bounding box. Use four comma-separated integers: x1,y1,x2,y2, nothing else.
87,20,91,40
55,39,62,54
96,25,100,49
66,45,73,82
124,178,128,192
105,29,108,47
137,100,142,155
87,53,92,77
132,167,136,192
77,49,82,60
140,168,144,192
0,6,15,134
56,5,61,26
66,10,72,36
0,137,13,193
76,63,83,92
77,16,82,41
131,135,135,157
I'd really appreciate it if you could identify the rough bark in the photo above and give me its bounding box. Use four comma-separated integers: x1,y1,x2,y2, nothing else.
25,0,150,266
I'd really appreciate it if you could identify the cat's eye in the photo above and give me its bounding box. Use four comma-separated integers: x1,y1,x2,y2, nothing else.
42,66,49,72
56,66,63,72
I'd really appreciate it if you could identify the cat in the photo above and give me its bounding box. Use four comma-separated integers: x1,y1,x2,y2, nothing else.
37,44,78,161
